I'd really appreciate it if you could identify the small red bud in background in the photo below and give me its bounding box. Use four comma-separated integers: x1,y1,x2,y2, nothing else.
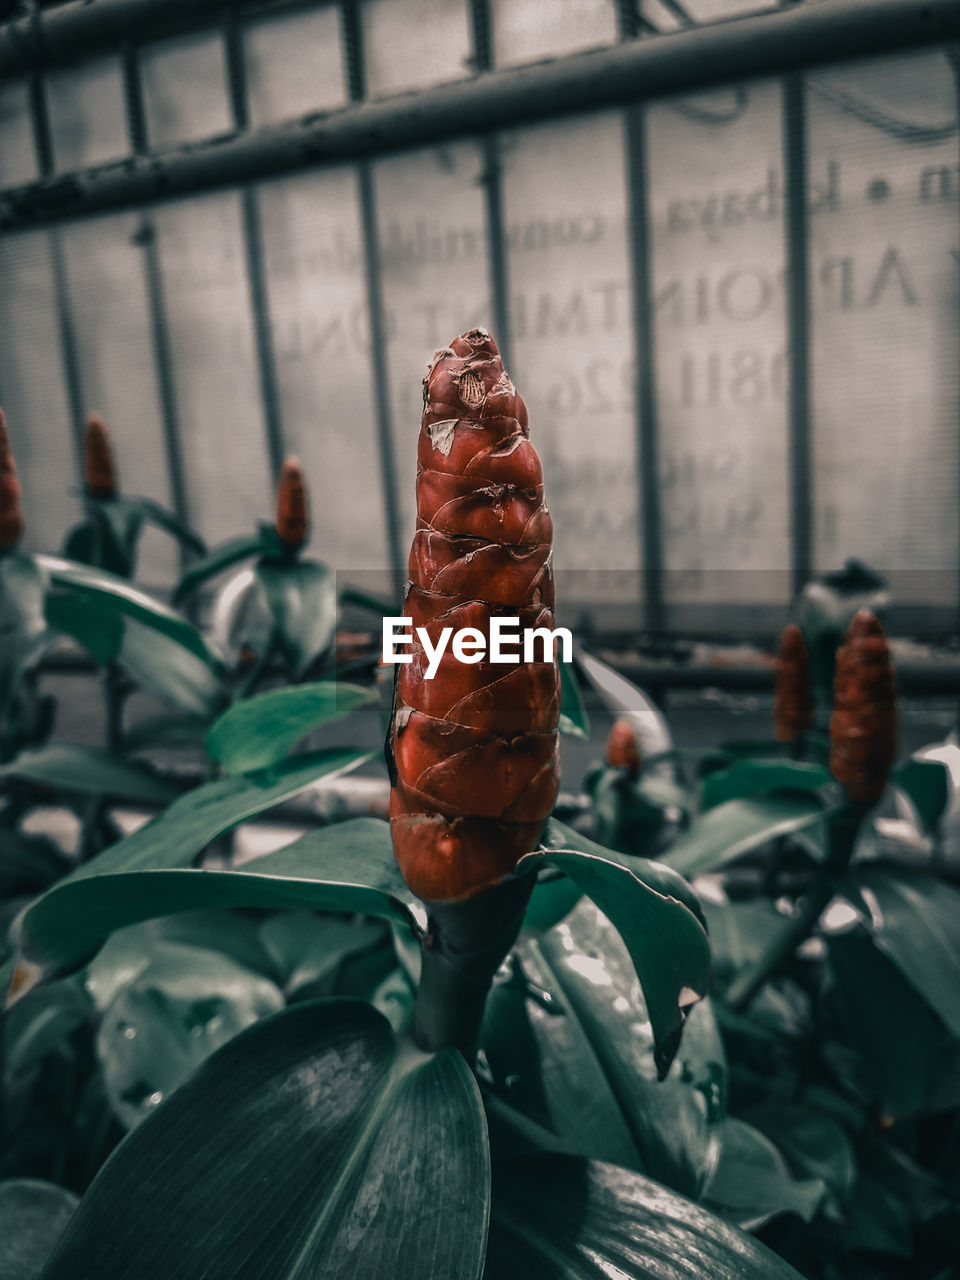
829,610,897,806
606,718,642,775
275,457,309,549
0,408,24,549
774,623,813,743
84,413,118,499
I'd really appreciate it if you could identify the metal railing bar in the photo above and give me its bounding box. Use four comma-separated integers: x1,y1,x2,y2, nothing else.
782,73,812,595
120,43,192,554
470,0,512,371
1,0,956,232
340,0,404,599
0,0,339,75
224,12,287,482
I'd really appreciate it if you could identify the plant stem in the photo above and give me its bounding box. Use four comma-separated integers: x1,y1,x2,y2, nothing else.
727,803,867,1013
413,871,535,1061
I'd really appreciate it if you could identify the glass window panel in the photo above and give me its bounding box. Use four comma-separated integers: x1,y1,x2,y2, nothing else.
492,0,616,69
152,193,272,547
60,215,179,588
0,233,81,551
374,143,490,543
141,33,231,148
647,82,790,611
245,6,346,127
808,51,959,606
363,0,471,97
257,170,391,578
0,79,37,186
47,57,128,170
502,113,640,615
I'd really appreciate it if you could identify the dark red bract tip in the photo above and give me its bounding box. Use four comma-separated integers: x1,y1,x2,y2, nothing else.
276,457,309,549
0,408,24,549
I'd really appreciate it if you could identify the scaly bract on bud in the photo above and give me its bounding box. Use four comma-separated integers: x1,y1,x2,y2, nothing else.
84,413,118,499
773,622,813,743
0,408,24,549
275,457,309,550
829,609,897,806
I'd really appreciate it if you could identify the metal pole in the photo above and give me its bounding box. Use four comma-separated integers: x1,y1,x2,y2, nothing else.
782,73,812,597
470,0,512,371
3,0,959,230
120,42,192,553
340,0,405,601
224,11,287,482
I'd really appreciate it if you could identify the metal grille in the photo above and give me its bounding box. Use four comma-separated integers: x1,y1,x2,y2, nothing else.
0,0,957,636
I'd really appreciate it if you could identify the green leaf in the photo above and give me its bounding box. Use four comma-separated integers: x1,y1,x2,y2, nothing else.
700,760,832,812
743,1104,856,1203
574,649,673,757
856,869,960,1043
481,897,725,1197
43,591,124,666
171,532,268,605
522,870,583,934
41,1000,489,1280
0,1179,79,1280
206,681,377,774
558,659,590,739
255,559,338,676
119,496,205,557
37,555,217,665
4,978,91,1078
486,1156,806,1279
0,744,176,804
120,713,210,752
665,794,833,879
0,552,48,713
702,898,788,981
827,926,952,1118
0,830,70,896
258,911,387,1000
893,757,950,834
95,941,284,1129
522,818,711,1078
703,1118,827,1232
110,615,224,717
17,817,412,978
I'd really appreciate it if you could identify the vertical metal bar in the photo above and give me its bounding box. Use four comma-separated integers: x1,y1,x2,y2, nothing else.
782,73,812,596
470,0,512,370
224,11,287,482
949,47,960,637
121,42,192,549
28,63,87,476
340,0,404,599
618,0,664,634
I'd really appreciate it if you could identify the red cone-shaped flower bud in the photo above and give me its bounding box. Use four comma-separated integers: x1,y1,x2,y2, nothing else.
773,623,813,743
829,610,897,806
84,413,118,499
0,409,24,549
389,329,560,903
606,718,642,774
275,457,308,549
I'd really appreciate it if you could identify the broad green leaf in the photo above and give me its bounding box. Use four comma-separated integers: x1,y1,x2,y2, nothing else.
43,591,123,666
856,869,960,1043
702,899,788,981
17,817,412,979
0,830,70,895
4,978,90,1078
0,744,176,805
0,552,48,713
523,819,711,1078
827,926,951,1118
171,532,267,605
481,897,725,1197
703,1118,827,1232
257,911,387,1000
574,649,673,757
558,659,590,739
0,1179,79,1280
120,495,205,556
256,559,338,676
522,869,583,934
665,794,833,878
700,760,832,812
743,1104,856,1203
121,712,210,752
589,770,668,859
486,1156,806,1279
41,1000,489,1280
95,942,284,1129
110,615,224,717
893,757,950,834
37,555,217,665
206,681,377,774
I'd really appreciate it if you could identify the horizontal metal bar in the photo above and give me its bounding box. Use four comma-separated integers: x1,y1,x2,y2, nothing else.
2,0,959,229
0,0,328,75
